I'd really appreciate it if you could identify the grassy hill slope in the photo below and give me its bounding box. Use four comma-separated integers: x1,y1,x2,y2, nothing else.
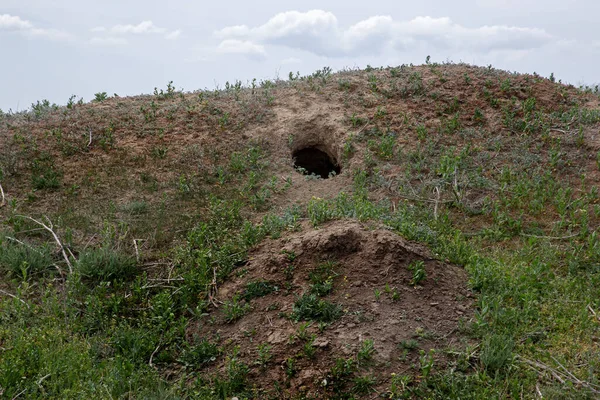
1,62,600,399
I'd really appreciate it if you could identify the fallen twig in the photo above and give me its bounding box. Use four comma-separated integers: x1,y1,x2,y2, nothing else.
133,239,140,262
16,215,73,274
87,128,93,147
517,356,600,393
433,186,441,220
0,182,5,207
0,289,29,308
520,232,580,240
588,304,599,322
149,343,161,368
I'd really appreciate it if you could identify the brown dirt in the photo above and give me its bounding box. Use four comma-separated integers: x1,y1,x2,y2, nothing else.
189,220,473,397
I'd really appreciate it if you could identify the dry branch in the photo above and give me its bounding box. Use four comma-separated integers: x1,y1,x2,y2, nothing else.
517,356,600,394
0,182,5,207
16,215,74,274
0,289,29,308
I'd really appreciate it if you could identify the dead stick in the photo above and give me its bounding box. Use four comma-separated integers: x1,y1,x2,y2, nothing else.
520,232,580,240
16,215,73,274
0,182,5,207
0,289,29,308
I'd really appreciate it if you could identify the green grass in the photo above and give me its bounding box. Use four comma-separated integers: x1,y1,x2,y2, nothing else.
2,63,600,398
291,293,343,323
76,247,137,283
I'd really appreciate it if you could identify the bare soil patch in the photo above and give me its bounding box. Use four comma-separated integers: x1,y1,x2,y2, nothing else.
189,221,473,397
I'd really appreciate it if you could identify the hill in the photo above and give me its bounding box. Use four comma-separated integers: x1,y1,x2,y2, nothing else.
1,62,600,399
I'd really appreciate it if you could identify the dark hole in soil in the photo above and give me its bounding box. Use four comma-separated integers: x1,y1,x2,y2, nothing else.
293,147,341,179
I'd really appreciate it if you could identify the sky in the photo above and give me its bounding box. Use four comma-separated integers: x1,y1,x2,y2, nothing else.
1,0,599,111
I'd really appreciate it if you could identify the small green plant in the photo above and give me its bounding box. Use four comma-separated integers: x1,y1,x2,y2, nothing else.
473,108,485,124
255,343,273,367
480,334,514,373
352,375,376,395
76,247,136,283
0,241,55,278
242,279,278,300
416,124,427,140
419,349,435,378
289,321,312,343
398,339,419,351
408,260,426,286
285,357,296,378
350,113,367,127
223,295,251,323
291,294,342,323
31,156,62,190
357,339,375,365
374,288,381,300
153,81,177,99
180,337,221,367
309,261,337,296
389,373,412,397
94,92,108,102
302,335,317,359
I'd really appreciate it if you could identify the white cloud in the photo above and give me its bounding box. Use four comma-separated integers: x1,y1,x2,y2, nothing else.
215,10,554,58
110,20,166,35
165,29,182,40
90,36,128,46
0,14,33,30
216,39,266,60
92,20,182,41
0,13,71,41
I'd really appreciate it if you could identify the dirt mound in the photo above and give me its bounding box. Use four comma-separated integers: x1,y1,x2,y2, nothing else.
189,221,473,397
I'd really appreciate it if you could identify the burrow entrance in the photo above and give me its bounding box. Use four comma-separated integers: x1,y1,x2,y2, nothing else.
293,147,341,179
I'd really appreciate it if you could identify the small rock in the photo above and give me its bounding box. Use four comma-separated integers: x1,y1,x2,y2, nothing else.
347,323,356,329
314,338,329,348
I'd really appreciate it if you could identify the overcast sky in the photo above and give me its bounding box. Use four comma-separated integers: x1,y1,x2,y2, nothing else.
1,0,599,111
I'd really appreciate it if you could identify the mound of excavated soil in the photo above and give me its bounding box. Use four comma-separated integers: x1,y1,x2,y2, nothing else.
188,221,473,397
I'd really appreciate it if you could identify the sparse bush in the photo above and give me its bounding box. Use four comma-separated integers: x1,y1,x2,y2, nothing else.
0,241,55,278
291,294,342,323
242,280,278,301
180,337,221,368
94,92,108,102
76,247,137,283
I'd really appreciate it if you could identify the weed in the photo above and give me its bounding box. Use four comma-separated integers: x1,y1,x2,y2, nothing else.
291,294,342,323
0,240,55,278
242,280,278,301
480,334,513,374
94,92,108,102
309,261,337,296
357,339,376,365
419,349,435,379
180,337,221,368
353,375,376,395
374,288,381,300
398,339,419,351
223,295,251,323
408,260,427,286
76,247,136,283
285,357,296,378
255,343,273,367
302,335,317,359
416,124,428,140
